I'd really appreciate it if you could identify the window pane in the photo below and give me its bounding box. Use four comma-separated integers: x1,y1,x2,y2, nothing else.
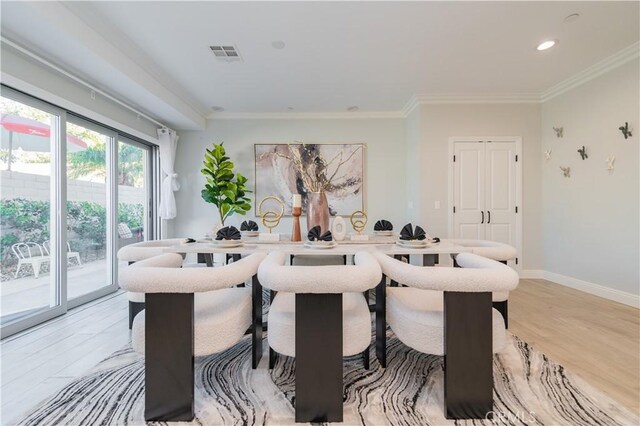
0,96,59,324
66,122,110,299
117,141,147,265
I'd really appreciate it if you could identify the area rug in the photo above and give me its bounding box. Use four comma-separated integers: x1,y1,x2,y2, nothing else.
16,330,638,425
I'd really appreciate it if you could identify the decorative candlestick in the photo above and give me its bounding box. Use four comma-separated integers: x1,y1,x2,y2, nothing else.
291,194,302,241
291,207,302,241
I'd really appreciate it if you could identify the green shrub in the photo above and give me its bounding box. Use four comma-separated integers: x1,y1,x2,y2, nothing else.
0,198,144,265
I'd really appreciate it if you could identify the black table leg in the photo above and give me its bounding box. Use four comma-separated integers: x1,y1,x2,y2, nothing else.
444,291,493,419
375,275,387,368
295,293,343,423
204,253,214,267
145,293,194,422
423,254,439,266
252,275,263,369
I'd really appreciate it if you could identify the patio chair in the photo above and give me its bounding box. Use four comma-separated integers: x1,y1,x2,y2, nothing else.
118,223,143,250
12,242,50,278
42,240,82,267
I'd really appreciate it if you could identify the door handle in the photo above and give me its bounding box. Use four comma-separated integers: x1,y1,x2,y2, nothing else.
487,210,491,224
480,211,484,224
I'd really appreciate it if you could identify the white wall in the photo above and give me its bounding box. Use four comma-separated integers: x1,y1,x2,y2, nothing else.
169,118,406,238
415,103,543,269
541,59,639,296
404,108,422,223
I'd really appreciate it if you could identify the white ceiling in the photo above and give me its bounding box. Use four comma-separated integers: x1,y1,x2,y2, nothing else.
1,1,639,129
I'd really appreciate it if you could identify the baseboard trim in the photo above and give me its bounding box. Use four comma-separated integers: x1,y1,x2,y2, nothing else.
522,270,639,308
520,269,544,279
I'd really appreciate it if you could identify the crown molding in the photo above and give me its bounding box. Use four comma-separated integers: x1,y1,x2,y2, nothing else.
208,111,405,120
401,93,542,116
541,41,640,103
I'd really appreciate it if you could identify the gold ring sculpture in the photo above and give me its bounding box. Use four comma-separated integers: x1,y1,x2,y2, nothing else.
258,196,285,233
350,210,368,235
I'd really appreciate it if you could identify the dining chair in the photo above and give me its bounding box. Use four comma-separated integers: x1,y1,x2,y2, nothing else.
373,251,519,420
116,238,188,328
447,239,517,327
258,251,381,423
119,251,267,422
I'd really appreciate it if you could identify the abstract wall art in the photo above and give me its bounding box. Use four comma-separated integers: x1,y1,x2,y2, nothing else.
254,143,365,215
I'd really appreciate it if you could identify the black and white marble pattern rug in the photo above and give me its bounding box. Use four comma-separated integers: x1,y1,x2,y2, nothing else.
17,331,638,425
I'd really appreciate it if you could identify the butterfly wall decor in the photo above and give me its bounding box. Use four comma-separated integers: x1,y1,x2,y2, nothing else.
606,155,615,172
619,122,632,139
560,166,571,178
553,127,563,138
577,146,588,160
544,149,552,160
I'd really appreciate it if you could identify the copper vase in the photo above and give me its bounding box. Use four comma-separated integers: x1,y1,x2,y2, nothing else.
306,191,330,233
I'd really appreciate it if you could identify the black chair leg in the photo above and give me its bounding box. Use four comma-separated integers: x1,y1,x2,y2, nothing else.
129,301,145,329
375,275,387,368
362,346,370,370
493,300,508,329
269,347,277,369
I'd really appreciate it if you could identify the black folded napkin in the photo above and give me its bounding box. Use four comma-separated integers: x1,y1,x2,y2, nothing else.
240,220,259,231
432,237,440,243
185,238,196,243
399,223,427,241
308,225,333,241
216,226,242,240
374,219,393,231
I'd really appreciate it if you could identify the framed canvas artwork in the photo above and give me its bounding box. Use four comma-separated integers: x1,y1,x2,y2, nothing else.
254,143,365,215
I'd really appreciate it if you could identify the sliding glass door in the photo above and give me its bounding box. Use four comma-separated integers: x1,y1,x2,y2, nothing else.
65,118,118,305
1,87,157,337
116,138,152,272
0,90,66,334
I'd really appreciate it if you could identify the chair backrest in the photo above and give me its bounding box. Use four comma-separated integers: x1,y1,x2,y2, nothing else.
448,239,517,261
117,238,188,262
12,242,44,259
258,251,381,293
42,240,72,255
373,251,519,293
119,252,267,294
118,223,133,239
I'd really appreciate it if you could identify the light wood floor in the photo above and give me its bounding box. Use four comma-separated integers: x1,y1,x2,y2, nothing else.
510,278,640,413
1,280,638,424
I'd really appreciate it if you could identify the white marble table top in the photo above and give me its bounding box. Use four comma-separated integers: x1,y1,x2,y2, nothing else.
164,239,470,256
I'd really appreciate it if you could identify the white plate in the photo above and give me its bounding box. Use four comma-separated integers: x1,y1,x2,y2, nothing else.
304,241,337,249
241,231,259,237
374,230,394,236
396,240,429,248
210,240,244,248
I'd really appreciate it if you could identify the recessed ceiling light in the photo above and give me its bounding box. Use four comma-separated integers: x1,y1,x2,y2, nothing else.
272,41,286,50
211,106,225,112
563,13,580,23
536,40,557,51
347,106,359,112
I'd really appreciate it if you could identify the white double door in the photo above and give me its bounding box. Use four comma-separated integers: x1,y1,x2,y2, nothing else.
452,140,518,255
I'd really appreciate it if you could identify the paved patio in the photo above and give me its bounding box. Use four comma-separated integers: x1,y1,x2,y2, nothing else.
1,260,125,323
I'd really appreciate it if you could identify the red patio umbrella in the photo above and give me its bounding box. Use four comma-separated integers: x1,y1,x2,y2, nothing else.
1,114,88,170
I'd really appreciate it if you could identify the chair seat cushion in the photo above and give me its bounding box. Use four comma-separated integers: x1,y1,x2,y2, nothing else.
493,291,509,302
268,292,371,357
132,288,252,357
387,287,506,356
128,291,145,303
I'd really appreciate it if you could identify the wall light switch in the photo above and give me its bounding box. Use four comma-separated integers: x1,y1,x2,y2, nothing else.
434,201,441,209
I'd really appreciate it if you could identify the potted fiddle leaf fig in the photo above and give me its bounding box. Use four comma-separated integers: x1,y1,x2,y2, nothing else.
201,143,252,225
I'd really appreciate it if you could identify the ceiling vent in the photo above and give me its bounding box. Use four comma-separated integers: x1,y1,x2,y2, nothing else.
209,45,242,62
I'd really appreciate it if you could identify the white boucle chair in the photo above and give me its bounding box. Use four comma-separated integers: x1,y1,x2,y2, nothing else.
373,251,519,420
117,238,188,329
119,252,267,422
258,251,382,423
447,239,517,327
